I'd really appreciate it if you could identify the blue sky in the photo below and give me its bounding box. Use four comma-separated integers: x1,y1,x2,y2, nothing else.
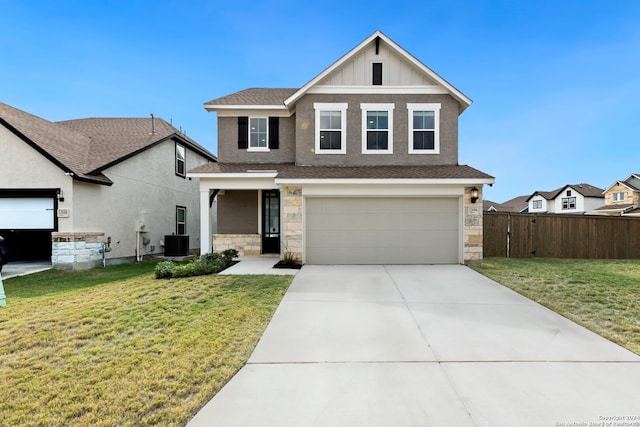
2,1,639,202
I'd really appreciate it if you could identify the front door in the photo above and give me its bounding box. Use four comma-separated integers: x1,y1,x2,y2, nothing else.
262,190,280,254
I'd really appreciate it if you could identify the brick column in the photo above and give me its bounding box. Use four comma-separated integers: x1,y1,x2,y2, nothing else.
52,232,105,270
463,186,483,264
282,186,303,262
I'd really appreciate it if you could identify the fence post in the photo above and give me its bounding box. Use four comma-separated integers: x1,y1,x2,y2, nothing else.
506,213,511,258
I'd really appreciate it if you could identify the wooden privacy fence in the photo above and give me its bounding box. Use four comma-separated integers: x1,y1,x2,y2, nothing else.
483,212,640,259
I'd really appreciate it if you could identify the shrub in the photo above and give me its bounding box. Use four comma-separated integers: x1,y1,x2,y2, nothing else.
155,251,236,279
154,261,176,279
221,248,239,259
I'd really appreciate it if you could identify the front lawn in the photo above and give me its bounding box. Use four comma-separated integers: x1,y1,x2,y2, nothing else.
0,264,292,426
472,258,640,355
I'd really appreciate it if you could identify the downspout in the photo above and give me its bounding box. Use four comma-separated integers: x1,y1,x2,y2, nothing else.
136,231,143,262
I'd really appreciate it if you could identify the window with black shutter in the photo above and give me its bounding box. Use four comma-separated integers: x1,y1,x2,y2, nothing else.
238,116,248,149
269,117,279,149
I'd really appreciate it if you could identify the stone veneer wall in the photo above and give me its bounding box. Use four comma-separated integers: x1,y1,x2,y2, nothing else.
463,186,483,264
51,232,105,271
213,234,261,256
282,186,303,262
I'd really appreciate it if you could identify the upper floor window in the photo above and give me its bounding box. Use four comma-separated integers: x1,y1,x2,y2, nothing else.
532,200,542,209
237,117,279,151
566,190,572,196
361,103,394,154
562,197,576,210
175,143,186,177
249,117,268,151
613,192,625,201
314,103,348,154
408,103,441,154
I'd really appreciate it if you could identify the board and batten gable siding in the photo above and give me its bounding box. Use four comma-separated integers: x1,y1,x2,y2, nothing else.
294,93,459,166
72,139,212,260
217,115,296,163
315,38,440,87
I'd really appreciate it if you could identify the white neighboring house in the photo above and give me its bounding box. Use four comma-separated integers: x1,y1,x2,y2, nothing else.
527,183,604,215
0,102,217,270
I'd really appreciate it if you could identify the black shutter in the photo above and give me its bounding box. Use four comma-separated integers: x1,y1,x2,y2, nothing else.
268,117,279,149
372,62,382,85
238,116,248,149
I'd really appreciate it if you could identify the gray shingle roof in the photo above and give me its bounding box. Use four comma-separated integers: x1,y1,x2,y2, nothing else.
58,118,215,173
1,102,215,185
568,183,605,197
189,162,493,180
204,88,298,107
528,183,604,201
595,203,634,212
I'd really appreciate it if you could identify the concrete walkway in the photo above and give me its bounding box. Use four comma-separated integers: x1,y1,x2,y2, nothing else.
219,256,299,275
187,265,640,427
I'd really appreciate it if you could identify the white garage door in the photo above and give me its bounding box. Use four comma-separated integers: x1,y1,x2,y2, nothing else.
305,197,459,264
0,198,55,229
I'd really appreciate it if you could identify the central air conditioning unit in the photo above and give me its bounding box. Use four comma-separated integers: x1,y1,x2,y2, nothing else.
164,235,189,256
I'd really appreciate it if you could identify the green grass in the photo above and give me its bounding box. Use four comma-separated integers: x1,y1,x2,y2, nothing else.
0,264,292,426
472,258,640,355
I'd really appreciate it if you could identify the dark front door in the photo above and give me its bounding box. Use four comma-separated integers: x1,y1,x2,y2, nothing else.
262,190,280,254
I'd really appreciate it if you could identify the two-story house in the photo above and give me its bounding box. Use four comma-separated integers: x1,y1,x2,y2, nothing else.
526,183,604,215
0,102,216,270
595,173,640,216
189,31,494,265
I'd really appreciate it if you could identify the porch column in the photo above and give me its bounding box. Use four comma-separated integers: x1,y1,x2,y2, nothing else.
200,189,211,254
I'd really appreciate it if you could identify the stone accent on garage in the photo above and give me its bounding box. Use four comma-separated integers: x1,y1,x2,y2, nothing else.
463,186,483,265
51,232,105,270
213,234,261,256
282,186,303,262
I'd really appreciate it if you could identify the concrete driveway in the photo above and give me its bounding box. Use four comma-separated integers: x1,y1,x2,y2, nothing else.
187,265,640,427
1,261,52,279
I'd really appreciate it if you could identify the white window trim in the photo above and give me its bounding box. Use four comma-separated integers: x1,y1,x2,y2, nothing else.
176,206,187,235
175,143,186,177
314,102,348,154
361,103,394,154
247,117,270,152
408,102,441,154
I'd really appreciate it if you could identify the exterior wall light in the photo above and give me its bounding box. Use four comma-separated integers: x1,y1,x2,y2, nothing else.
470,187,479,204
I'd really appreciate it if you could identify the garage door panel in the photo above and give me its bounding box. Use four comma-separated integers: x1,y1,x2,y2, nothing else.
305,197,459,265
0,198,55,230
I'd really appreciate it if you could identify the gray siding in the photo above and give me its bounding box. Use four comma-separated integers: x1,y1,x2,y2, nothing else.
217,116,296,163
294,93,459,166
217,190,258,233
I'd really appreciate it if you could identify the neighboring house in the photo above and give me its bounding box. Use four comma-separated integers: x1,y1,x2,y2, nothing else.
0,102,216,270
484,195,529,213
189,31,494,265
595,173,640,216
527,183,604,215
